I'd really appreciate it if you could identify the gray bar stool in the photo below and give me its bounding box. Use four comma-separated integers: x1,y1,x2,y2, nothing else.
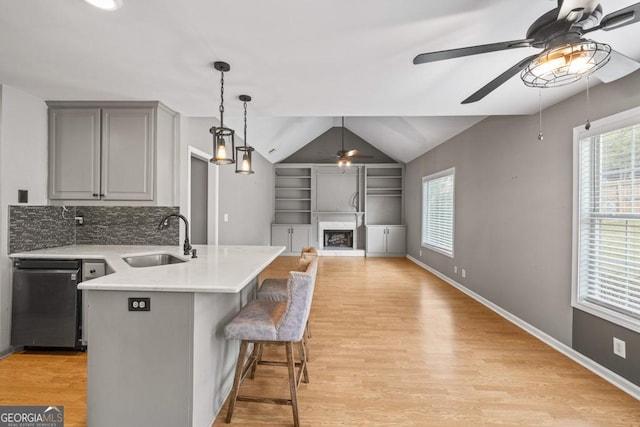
224,258,318,427
258,247,318,342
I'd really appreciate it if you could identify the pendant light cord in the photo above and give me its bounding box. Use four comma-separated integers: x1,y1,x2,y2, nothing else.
243,100,248,148
219,70,225,126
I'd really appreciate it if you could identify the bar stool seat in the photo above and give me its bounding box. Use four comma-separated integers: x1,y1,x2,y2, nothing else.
224,258,318,427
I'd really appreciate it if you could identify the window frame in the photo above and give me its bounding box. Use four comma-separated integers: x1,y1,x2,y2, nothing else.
421,167,455,258
572,105,640,334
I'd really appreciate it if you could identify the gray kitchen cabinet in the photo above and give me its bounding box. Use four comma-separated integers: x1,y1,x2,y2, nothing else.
101,108,154,200
366,225,406,257
48,108,102,200
271,224,311,255
47,101,177,204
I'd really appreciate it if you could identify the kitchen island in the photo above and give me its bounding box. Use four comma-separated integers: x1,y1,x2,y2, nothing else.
10,244,284,427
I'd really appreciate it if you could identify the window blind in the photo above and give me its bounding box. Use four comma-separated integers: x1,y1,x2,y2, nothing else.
422,168,454,257
577,123,640,321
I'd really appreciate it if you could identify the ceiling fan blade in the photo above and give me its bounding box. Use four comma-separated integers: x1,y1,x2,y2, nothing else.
597,2,640,32
413,39,533,65
345,149,359,157
557,0,598,22
352,155,374,159
593,49,640,83
461,54,538,104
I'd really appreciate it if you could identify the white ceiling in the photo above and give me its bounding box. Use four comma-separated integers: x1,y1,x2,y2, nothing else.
1,0,639,162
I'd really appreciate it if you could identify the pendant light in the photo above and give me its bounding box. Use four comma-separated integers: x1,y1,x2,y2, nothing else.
210,61,235,165
235,95,255,175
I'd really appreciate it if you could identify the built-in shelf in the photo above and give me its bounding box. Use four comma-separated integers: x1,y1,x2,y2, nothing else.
274,166,313,224
365,164,404,226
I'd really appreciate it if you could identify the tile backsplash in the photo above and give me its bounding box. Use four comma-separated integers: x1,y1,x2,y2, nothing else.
75,206,179,246
9,206,76,254
9,205,180,254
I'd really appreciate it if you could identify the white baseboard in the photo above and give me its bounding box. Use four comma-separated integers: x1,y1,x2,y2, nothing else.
406,255,640,401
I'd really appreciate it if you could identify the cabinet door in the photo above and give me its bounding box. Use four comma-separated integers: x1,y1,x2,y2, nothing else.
386,226,406,255
101,108,154,200
271,225,291,251
49,108,101,200
290,225,311,254
366,226,387,253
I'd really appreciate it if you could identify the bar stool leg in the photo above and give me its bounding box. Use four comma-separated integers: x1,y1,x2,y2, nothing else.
298,340,309,384
226,340,249,423
286,341,300,427
250,343,263,379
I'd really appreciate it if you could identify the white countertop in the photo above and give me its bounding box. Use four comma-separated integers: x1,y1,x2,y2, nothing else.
9,245,285,293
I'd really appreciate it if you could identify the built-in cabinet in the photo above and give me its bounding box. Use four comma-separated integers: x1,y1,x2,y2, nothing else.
365,225,406,257
272,162,405,256
271,224,312,254
47,101,177,204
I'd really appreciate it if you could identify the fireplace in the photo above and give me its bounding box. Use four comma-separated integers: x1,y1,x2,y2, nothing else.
318,221,357,250
324,229,353,249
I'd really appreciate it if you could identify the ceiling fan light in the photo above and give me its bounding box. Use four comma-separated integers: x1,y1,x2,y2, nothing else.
83,0,123,11
521,40,611,88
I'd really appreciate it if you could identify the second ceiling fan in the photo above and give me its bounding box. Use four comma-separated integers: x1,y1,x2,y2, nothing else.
413,0,640,103
336,117,372,166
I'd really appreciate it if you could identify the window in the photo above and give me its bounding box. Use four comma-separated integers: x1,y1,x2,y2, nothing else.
422,167,455,257
573,106,640,333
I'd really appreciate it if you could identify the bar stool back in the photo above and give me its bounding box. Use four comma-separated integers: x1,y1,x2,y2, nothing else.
224,258,318,426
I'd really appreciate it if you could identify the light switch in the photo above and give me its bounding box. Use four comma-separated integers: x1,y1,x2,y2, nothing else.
224,213,229,222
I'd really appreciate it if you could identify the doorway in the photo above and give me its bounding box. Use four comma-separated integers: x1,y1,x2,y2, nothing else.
190,155,208,245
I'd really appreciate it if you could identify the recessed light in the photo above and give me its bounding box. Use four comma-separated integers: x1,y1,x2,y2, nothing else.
83,0,123,11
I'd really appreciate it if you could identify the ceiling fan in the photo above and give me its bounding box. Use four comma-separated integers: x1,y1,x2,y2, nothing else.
413,0,640,103
336,117,372,166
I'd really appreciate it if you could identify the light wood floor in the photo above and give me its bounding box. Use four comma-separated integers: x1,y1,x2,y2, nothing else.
1,257,639,426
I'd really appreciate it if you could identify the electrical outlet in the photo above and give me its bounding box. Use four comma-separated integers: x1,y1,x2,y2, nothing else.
454,266,458,274
419,249,422,256
613,337,626,358
128,297,150,312
224,213,229,222
461,269,466,278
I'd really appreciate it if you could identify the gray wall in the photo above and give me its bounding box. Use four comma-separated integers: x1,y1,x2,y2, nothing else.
0,85,48,353
406,70,640,385
218,149,274,245
282,127,395,163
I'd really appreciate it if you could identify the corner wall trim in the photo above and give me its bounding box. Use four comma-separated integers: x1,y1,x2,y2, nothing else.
406,255,640,401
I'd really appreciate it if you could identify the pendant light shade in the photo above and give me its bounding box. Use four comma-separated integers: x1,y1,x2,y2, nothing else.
210,61,235,165
235,95,255,175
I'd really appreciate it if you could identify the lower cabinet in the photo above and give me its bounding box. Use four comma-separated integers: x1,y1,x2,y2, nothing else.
366,225,406,257
271,224,312,255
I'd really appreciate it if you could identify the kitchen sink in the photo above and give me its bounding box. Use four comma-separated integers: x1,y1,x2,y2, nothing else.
122,253,186,268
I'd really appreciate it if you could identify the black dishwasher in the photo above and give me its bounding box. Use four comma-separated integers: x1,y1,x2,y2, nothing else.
11,259,82,349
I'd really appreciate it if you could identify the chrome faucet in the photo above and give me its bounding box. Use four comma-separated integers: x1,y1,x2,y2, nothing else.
158,214,193,256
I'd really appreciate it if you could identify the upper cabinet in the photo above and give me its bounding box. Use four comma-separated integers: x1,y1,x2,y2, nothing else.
47,101,178,205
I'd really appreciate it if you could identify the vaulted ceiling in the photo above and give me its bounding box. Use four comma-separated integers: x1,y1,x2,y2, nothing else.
1,0,639,162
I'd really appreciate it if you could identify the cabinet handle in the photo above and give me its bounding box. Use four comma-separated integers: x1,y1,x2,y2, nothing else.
99,194,105,197
92,193,98,197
